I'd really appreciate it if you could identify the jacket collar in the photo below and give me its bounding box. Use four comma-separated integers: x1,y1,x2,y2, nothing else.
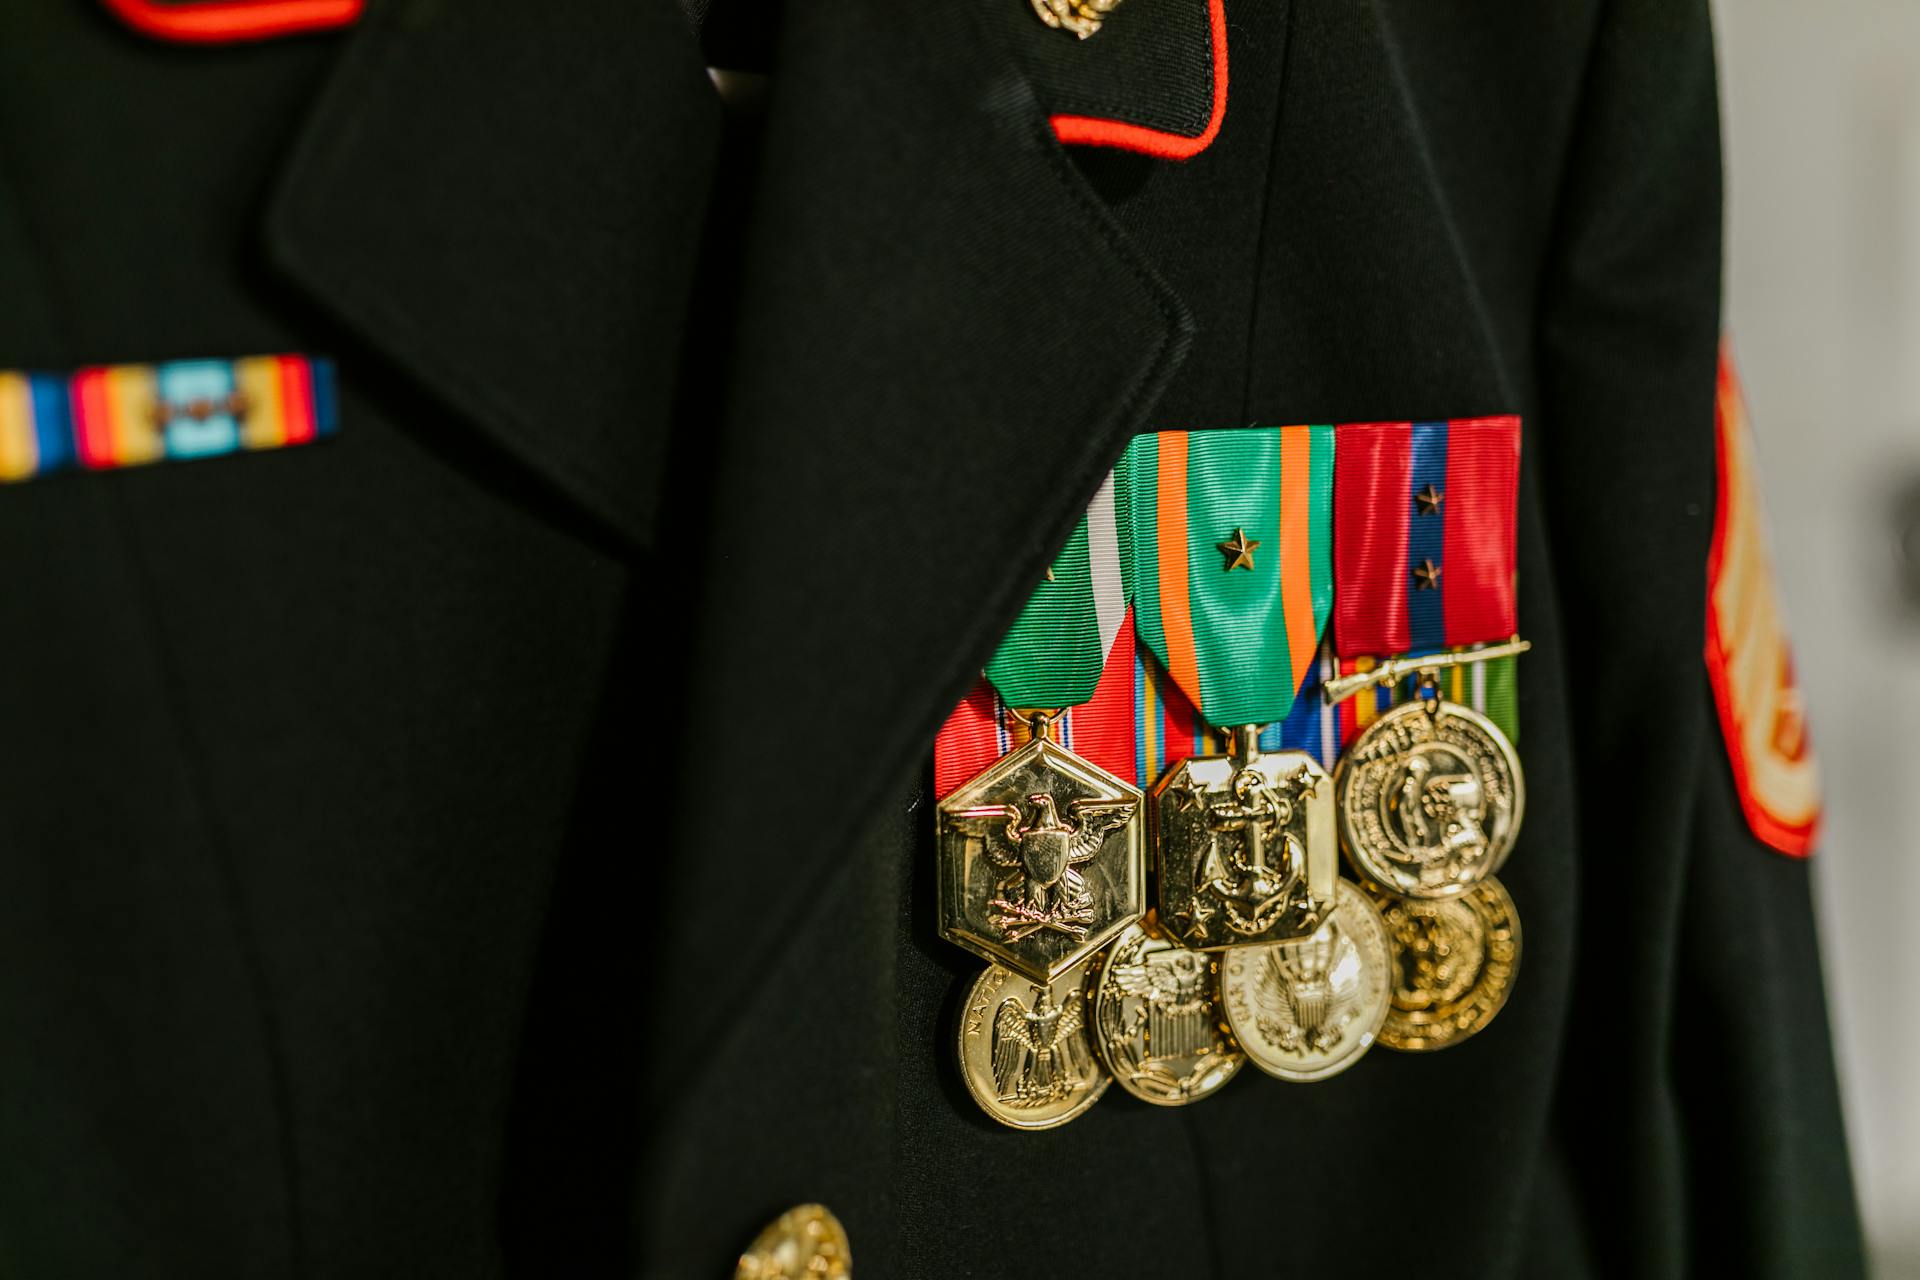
263,0,1195,1063
263,0,725,548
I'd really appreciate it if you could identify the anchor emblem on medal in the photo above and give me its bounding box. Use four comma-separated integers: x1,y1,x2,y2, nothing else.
1152,729,1395,1083
937,711,1146,983
1151,728,1338,951
1196,763,1314,935
1332,668,1526,899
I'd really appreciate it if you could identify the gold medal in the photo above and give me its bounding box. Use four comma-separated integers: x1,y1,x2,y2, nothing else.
1219,879,1392,1082
957,959,1110,1130
937,713,1145,983
1329,653,1527,900
1088,918,1242,1106
1368,873,1521,1051
1152,727,1336,950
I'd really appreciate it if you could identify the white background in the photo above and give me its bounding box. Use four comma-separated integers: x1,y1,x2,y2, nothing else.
1716,2,1920,1273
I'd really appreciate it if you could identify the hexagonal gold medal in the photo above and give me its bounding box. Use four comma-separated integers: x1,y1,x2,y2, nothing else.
937,734,1145,983
1151,738,1335,951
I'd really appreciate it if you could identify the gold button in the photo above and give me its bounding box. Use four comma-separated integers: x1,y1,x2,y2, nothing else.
735,1203,851,1279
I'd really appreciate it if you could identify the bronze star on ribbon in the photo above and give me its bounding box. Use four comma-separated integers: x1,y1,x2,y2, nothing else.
1216,527,1260,572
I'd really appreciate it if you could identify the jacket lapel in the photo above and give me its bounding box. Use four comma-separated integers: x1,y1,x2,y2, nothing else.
263,0,724,548
261,0,1195,1069
656,0,1193,1058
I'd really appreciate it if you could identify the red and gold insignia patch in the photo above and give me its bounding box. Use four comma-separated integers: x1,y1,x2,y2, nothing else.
1705,345,1822,856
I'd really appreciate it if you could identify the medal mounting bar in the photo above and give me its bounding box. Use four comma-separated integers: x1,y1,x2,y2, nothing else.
1320,638,1532,708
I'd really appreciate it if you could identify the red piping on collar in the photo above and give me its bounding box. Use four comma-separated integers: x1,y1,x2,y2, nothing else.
100,0,362,43
1048,0,1229,160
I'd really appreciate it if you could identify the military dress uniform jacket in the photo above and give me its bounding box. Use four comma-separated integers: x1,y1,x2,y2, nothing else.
0,0,1865,1276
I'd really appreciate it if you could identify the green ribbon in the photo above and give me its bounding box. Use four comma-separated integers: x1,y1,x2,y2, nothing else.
1127,426,1336,726
983,459,1132,707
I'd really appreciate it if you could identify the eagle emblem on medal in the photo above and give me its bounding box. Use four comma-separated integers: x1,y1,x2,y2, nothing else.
1090,920,1242,1105
1221,880,1392,1082
957,962,1110,1130
938,732,1145,983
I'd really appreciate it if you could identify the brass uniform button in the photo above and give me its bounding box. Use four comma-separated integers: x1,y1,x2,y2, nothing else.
736,1204,852,1279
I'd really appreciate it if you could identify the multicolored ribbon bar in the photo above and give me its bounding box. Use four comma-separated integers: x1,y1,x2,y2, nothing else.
1333,650,1519,748
1136,643,1344,783
0,372,77,481
936,415,1523,793
1332,417,1519,657
1128,425,1335,726
935,467,1139,797
0,354,336,483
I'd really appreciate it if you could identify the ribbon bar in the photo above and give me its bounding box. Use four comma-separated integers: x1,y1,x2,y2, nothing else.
0,354,337,484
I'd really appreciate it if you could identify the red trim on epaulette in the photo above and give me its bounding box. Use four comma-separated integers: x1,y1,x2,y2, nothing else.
1048,0,1228,160
101,0,361,44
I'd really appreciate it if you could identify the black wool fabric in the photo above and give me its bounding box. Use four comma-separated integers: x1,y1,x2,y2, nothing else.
0,0,1863,1276
999,0,1218,140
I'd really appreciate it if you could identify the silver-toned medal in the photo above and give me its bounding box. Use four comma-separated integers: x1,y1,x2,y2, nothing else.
1219,879,1392,1082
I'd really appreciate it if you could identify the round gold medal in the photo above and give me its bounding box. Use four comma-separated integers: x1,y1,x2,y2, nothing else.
1088,920,1242,1106
1219,879,1391,1083
957,960,1109,1129
1369,873,1521,1052
1335,698,1523,899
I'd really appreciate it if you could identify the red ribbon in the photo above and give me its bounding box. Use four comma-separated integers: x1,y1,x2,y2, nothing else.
1332,417,1519,657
